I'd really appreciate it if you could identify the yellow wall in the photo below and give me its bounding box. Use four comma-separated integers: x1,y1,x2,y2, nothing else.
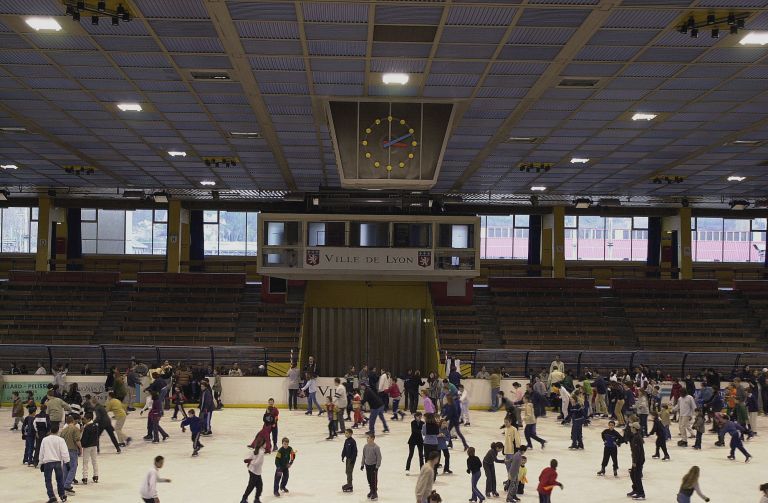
304,281,430,309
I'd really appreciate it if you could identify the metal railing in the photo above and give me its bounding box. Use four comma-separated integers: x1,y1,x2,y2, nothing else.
447,349,768,379
0,344,296,375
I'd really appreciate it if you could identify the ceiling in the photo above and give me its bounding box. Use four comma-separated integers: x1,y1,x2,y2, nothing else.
2,0,768,202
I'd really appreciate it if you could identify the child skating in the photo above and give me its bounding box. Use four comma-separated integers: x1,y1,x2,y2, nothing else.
341,428,357,493
180,409,204,456
466,447,485,502
482,442,504,497
273,437,296,496
325,396,338,440
360,432,382,501
242,437,265,503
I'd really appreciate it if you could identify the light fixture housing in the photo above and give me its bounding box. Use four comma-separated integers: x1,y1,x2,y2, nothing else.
729,200,749,210
25,17,62,31
574,198,592,209
727,176,746,182
200,180,216,186
1,164,19,170
153,192,169,203
382,73,409,85
530,186,547,192
116,103,142,112
631,112,657,121
0,189,8,201
740,32,768,45
570,157,590,164
167,151,187,157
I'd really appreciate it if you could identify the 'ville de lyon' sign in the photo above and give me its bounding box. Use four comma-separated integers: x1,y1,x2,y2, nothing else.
305,247,432,271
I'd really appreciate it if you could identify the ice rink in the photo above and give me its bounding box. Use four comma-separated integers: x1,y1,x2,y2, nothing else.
1,406,765,503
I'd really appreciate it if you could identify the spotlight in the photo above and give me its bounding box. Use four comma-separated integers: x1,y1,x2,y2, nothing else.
91,15,99,25
711,28,719,38
729,200,749,210
153,191,169,203
688,16,695,29
72,10,80,21
691,28,699,38
728,12,736,25
122,12,130,22
681,197,690,208
117,4,125,15
731,25,739,35
707,14,715,25
97,1,106,11
112,16,119,26
679,25,688,34
0,189,8,201
66,5,74,15
204,159,211,167
77,1,84,9
211,190,220,200
529,195,539,207
737,18,745,29
574,198,592,209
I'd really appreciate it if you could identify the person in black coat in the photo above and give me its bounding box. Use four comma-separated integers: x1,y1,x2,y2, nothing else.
628,423,646,499
406,411,425,473
404,370,424,414
341,429,357,492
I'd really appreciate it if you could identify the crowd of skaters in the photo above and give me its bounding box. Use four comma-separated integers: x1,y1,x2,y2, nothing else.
7,355,768,502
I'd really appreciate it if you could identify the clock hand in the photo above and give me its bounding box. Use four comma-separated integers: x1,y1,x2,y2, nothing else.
382,132,413,149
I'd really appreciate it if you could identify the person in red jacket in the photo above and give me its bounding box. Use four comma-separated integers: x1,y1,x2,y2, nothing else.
536,459,563,503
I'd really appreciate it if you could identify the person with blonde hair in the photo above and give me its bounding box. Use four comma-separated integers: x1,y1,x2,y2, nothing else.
676,466,710,503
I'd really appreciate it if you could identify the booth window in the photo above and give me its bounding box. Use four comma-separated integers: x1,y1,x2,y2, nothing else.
0,207,38,253
203,210,259,256
82,208,167,255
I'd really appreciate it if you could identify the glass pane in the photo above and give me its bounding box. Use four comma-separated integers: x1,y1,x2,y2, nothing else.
565,228,578,260
203,210,218,224
97,210,125,241
577,216,604,260
1,207,31,253
393,223,431,248
31,207,39,220
153,223,167,255
353,222,389,247
97,240,123,254
514,214,529,227
82,239,96,254
125,209,153,255
154,209,168,223
204,223,219,255
631,230,648,261
750,231,766,263
564,215,577,228
633,217,648,229
451,224,469,248
265,222,285,246
81,222,97,240
724,219,751,262
219,211,247,255
81,208,96,221
752,218,767,231
605,217,631,261
307,222,326,246
694,218,722,262
483,215,514,259
246,212,258,256
30,219,38,253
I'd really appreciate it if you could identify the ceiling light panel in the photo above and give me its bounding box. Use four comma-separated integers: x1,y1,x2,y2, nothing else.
26,17,62,31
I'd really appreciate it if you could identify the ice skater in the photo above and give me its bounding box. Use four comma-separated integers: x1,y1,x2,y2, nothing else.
406,411,424,474
466,447,484,502
360,432,382,501
597,420,623,477
649,411,670,461
482,442,504,497
241,437,265,503
341,429,357,492
273,437,296,496
179,409,203,456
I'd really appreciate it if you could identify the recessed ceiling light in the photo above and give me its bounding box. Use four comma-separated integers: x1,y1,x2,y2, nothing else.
1,164,19,170
570,157,590,164
730,139,762,146
0,127,28,133
530,186,547,192
168,151,186,157
152,191,169,203
507,136,538,144
727,176,746,182
25,17,62,31
740,32,768,46
200,180,216,186
574,198,592,209
116,103,142,112
382,73,409,85
632,113,657,121
230,131,261,138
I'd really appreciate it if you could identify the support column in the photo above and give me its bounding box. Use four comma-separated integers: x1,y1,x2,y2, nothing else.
35,195,53,272
661,207,693,280
542,206,566,278
166,200,182,273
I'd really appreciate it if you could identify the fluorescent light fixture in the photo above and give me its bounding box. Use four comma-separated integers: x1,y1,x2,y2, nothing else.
167,151,186,157
1,164,19,170
574,198,592,209
116,103,142,112
530,186,547,192
507,136,537,143
632,113,657,121
382,73,409,85
25,17,62,31
229,131,261,138
730,200,749,210
727,176,746,182
570,157,590,164
0,189,8,201
740,32,768,46
731,140,762,145
200,180,216,186
0,127,27,133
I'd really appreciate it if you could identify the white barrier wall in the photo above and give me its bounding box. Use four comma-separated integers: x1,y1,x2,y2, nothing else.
2,374,680,409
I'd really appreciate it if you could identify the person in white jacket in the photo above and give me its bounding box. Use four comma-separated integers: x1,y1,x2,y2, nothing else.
458,384,471,426
674,389,697,442
140,455,171,503
378,370,393,411
333,377,349,433
39,424,70,503
301,373,323,416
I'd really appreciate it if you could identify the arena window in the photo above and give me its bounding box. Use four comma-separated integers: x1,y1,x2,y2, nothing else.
564,215,648,261
82,208,167,255
479,214,529,259
0,206,38,253
691,217,766,263
203,210,259,256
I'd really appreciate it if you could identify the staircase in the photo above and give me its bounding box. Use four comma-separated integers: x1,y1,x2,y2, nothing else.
235,283,303,350
93,282,135,344
597,288,638,349
474,286,501,347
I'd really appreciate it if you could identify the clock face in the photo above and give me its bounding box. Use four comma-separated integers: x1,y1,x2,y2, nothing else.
361,115,418,172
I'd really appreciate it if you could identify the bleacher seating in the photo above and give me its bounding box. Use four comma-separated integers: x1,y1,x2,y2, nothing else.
733,281,768,333
236,283,302,349
611,279,762,350
0,271,119,344
489,278,625,350
434,304,483,351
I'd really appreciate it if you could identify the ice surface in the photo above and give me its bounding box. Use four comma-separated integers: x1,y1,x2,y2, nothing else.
0,407,765,503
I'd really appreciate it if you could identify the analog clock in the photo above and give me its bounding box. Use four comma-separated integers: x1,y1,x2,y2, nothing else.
361,115,418,172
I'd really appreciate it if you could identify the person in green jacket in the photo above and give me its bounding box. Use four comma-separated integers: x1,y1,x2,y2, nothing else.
273,437,296,496
43,390,71,431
